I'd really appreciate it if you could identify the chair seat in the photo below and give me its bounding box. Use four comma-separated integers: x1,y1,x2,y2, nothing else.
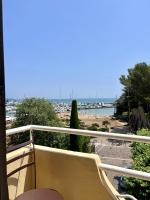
16,188,64,200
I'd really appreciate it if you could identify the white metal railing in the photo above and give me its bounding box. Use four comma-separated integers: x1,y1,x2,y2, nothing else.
99,163,150,181
7,125,150,144
6,125,150,183
116,194,137,200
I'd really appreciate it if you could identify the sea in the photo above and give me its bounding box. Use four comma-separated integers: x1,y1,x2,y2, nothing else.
79,107,115,117
49,98,115,104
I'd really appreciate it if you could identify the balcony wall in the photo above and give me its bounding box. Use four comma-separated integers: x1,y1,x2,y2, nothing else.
7,147,35,200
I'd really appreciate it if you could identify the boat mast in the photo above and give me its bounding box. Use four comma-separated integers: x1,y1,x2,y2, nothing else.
0,0,9,199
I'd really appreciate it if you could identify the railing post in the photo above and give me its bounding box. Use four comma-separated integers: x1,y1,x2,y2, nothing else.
30,129,33,141
30,128,37,189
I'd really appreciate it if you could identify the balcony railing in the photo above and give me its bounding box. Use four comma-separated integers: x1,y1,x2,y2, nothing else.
7,125,150,182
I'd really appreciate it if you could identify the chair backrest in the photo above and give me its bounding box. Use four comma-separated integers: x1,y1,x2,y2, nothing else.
35,145,123,200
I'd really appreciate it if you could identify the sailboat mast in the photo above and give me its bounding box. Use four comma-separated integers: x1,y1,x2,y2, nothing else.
0,0,9,199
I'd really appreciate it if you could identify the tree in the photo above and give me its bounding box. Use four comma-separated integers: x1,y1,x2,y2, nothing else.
124,129,150,199
116,63,150,115
130,107,150,132
70,100,93,152
70,100,82,151
115,94,128,116
11,98,69,150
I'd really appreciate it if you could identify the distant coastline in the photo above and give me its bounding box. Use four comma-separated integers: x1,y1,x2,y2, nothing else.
6,98,116,120
49,97,116,104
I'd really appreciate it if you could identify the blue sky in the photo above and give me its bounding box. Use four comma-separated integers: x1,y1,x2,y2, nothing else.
3,0,150,99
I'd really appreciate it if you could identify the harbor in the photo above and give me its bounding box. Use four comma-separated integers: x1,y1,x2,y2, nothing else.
53,102,114,115
51,98,115,114
6,98,115,124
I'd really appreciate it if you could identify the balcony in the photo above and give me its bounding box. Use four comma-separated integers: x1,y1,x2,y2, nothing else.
7,125,150,200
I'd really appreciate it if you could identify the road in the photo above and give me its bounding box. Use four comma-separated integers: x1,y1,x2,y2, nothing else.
92,138,132,191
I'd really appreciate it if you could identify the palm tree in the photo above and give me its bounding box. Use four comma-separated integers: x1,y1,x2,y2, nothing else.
0,1,9,199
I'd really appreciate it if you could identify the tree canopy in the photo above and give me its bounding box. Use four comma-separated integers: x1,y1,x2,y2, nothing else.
13,98,57,126
69,100,93,153
130,107,150,132
124,129,150,199
119,63,150,112
11,98,69,149
70,100,81,151
116,63,150,113
116,63,150,131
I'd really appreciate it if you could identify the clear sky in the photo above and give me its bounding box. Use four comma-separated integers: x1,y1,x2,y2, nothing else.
3,0,150,99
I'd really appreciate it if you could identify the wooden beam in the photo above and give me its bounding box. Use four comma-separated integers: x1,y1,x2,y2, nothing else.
0,0,9,199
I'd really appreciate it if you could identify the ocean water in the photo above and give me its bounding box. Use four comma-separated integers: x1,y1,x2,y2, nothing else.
49,98,115,105
79,107,115,117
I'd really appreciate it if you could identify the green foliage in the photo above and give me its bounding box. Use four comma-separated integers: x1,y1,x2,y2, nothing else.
88,123,109,132
88,123,99,131
70,100,81,151
120,63,150,110
11,98,69,149
81,136,94,153
70,100,79,129
13,98,57,127
124,129,150,199
70,100,93,152
102,120,110,129
130,107,150,132
79,120,86,129
115,94,128,116
116,63,150,116
99,127,109,132
116,112,129,122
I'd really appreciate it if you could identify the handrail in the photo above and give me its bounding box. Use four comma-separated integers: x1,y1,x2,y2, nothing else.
116,194,137,200
6,125,31,136
6,125,150,182
6,125,150,144
99,163,150,182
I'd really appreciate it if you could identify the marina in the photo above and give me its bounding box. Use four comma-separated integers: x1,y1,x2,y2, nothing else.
6,98,115,123
51,98,115,116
